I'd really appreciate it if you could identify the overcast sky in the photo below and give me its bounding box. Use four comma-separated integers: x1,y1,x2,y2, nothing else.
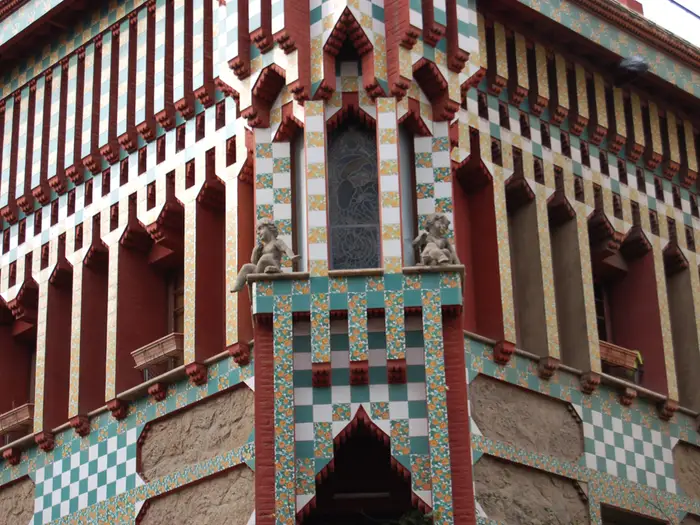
639,0,700,46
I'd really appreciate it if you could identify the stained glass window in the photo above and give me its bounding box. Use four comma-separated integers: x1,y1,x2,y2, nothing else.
327,124,380,270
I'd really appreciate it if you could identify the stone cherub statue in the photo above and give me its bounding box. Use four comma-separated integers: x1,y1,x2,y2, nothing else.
231,219,300,293
412,213,460,266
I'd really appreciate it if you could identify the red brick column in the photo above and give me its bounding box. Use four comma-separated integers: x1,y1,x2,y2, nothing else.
443,314,476,525
255,318,276,525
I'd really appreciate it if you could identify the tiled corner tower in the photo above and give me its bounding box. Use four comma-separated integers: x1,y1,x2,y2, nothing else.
0,0,699,524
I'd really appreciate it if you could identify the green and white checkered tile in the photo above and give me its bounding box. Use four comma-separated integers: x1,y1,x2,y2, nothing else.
580,406,677,493
293,324,431,509
32,427,144,524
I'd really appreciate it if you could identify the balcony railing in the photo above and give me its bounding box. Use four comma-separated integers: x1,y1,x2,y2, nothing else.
0,403,33,436
131,333,184,378
600,340,643,383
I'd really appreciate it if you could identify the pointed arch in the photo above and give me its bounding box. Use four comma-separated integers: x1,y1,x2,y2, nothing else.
316,8,384,101
297,406,431,524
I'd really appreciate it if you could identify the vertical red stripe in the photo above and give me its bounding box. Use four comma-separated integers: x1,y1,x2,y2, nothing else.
255,319,276,525
443,314,477,525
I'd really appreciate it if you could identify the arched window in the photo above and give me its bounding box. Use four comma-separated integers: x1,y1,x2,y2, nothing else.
327,122,380,270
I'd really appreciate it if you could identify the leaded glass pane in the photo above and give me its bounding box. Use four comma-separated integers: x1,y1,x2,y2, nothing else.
327,125,380,270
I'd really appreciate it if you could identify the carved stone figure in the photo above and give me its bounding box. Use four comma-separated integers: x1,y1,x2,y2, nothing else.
231,219,300,292
412,213,460,266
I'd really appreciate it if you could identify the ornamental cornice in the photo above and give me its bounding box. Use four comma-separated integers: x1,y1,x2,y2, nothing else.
570,0,700,71
0,0,29,24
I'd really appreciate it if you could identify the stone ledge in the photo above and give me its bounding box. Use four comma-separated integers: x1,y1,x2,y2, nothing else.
403,264,465,278
247,271,310,283
328,268,384,277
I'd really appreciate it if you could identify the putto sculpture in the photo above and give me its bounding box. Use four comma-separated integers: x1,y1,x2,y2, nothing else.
412,213,460,266
231,219,300,293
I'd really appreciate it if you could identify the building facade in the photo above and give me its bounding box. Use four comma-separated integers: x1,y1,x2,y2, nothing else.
0,0,699,523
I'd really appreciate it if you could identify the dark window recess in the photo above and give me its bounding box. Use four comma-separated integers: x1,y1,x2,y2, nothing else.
491,138,502,166
594,282,609,342
599,151,608,175
67,189,76,216
120,158,129,185
157,135,166,164
499,102,510,129
110,204,119,231
636,168,645,193
8,262,16,287
102,169,111,196
613,194,623,220
593,183,603,209
75,223,83,251
654,178,664,202
519,112,530,139
534,157,544,184
541,122,551,149
617,159,627,185
554,166,564,191
631,201,641,226
561,131,571,157
672,186,681,209
691,195,699,218
478,92,488,119
139,146,147,175
668,217,677,242
40,243,49,270
34,209,42,235
18,219,25,245
51,200,59,226
650,210,659,235
686,226,696,252
2,229,8,254
226,137,236,166
196,112,205,141
147,182,156,210
85,178,93,206
185,159,195,189
512,147,523,174
581,141,590,167
176,124,186,152
216,100,226,130
574,175,585,203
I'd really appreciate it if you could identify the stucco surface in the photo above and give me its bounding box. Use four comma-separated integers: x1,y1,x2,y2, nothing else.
475,455,588,524
470,374,583,462
140,385,254,481
0,477,34,525
140,466,254,525
674,441,700,500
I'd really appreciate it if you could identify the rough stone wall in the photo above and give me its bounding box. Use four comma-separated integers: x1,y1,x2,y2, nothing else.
470,375,583,462
0,477,34,525
140,466,254,525
140,385,254,481
474,455,588,524
674,441,700,500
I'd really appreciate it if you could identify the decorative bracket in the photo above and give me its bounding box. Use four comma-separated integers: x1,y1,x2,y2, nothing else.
185,362,208,386
493,340,515,365
148,382,167,402
34,431,55,452
69,415,91,437
312,362,331,388
107,398,128,420
350,360,369,386
228,341,251,367
580,372,601,395
387,358,407,384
